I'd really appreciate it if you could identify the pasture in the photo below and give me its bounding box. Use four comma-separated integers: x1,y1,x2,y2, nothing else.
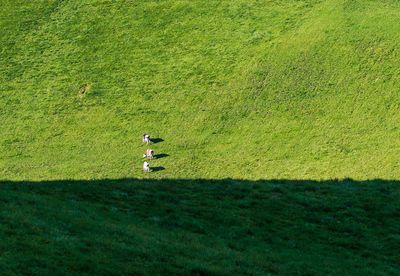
1,0,400,274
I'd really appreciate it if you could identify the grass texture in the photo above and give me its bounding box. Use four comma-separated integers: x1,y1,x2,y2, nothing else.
1,0,400,274
1,0,400,180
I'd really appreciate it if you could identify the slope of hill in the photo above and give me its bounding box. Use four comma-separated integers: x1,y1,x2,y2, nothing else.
1,178,399,275
1,0,400,274
1,0,399,180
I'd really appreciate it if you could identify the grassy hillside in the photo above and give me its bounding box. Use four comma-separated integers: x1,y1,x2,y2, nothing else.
1,0,400,180
1,0,400,274
1,179,399,274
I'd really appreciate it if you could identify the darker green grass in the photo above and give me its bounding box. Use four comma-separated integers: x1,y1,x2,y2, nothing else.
1,179,399,274
1,0,400,274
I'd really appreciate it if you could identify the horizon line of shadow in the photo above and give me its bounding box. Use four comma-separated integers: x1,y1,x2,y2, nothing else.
0,178,399,187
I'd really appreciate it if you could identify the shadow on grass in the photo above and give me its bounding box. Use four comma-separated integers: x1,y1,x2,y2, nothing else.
1,178,398,195
150,138,164,144
0,178,399,275
154,153,169,159
151,166,165,172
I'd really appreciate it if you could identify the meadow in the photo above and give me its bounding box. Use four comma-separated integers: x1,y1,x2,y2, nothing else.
1,0,400,274
1,178,399,274
1,0,399,180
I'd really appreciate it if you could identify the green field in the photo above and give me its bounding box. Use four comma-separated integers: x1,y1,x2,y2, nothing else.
1,0,400,274
1,179,399,274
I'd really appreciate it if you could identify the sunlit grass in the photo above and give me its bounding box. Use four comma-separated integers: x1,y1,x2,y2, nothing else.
1,0,400,274
1,0,399,180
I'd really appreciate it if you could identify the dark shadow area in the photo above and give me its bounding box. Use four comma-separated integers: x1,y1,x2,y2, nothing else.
154,153,169,159
150,138,164,144
0,178,399,274
151,166,165,172
1,178,398,198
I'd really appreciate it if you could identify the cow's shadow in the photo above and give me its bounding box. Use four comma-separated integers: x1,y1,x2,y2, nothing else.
150,138,164,144
151,166,165,172
154,153,169,159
